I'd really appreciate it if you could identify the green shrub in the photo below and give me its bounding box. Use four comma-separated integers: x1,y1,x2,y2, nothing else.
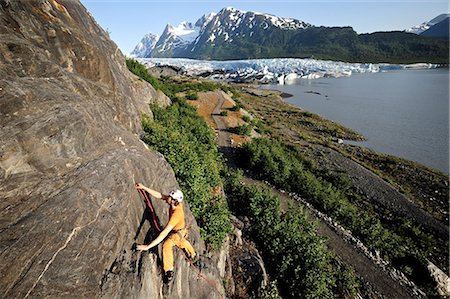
235,124,252,136
260,280,281,299
242,115,251,123
126,59,239,101
142,100,231,250
224,175,358,298
241,137,441,294
186,92,198,101
230,105,241,111
126,58,163,90
254,120,270,135
303,111,314,118
219,111,228,116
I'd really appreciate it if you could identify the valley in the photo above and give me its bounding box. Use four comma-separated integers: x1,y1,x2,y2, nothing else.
143,68,449,297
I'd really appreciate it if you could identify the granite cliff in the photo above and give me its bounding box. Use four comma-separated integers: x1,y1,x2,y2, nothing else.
0,1,225,297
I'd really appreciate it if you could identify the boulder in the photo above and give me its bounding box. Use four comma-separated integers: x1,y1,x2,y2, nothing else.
0,1,222,298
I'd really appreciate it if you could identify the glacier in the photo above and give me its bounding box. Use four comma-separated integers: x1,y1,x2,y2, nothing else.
137,57,438,84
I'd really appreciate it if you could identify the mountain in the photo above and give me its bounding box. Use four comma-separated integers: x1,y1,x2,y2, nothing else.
150,13,217,58
152,21,198,57
130,33,159,57
420,17,449,38
134,7,449,63
143,7,311,59
406,14,450,35
178,7,311,59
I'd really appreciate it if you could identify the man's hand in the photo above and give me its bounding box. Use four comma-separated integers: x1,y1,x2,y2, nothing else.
135,183,145,190
136,244,150,251
135,184,163,199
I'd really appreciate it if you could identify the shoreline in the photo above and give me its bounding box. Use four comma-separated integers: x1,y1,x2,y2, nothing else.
279,92,293,98
257,71,449,174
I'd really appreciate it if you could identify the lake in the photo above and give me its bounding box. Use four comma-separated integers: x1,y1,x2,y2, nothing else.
261,68,449,174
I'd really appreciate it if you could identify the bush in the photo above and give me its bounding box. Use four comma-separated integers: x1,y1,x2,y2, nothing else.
127,58,234,249
142,100,231,250
254,120,270,135
241,137,439,293
126,59,239,101
223,175,358,298
235,124,252,136
260,280,281,299
126,58,163,90
242,115,251,123
230,105,241,111
219,111,228,116
186,92,198,101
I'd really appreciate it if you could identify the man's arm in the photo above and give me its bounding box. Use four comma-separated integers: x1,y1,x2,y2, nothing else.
135,183,163,199
136,224,174,251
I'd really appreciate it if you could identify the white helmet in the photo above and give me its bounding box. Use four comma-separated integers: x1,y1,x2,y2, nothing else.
169,189,183,203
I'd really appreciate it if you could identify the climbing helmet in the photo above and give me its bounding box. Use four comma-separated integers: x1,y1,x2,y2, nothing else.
169,189,183,203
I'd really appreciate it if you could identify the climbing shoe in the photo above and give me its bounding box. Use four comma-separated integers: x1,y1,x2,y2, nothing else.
182,249,195,260
164,270,174,284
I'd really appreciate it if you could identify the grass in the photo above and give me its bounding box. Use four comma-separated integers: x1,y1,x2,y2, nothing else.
238,90,364,143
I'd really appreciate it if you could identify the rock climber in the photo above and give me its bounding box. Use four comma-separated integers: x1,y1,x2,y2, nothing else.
135,183,196,283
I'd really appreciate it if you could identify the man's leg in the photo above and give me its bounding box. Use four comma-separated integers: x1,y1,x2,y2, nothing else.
162,238,175,282
179,238,196,259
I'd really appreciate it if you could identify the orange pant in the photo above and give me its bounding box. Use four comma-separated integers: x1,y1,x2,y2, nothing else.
162,229,195,272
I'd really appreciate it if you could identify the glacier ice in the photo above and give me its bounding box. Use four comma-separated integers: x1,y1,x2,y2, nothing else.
138,57,439,84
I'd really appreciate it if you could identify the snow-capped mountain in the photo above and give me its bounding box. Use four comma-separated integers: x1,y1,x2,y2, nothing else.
133,7,311,58
183,7,311,57
130,33,159,58
132,8,448,62
195,12,217,30
420,15,449,38
405,14,449,35
152,21,199,57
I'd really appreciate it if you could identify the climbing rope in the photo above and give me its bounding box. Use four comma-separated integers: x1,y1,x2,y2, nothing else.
137,188,161,232
135,186,225,299
178,244,225,299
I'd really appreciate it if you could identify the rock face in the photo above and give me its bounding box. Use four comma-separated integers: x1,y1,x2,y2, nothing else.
0,1,222,298
427,260,450,297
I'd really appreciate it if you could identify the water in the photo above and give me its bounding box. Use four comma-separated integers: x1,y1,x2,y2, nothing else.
261,68,449,174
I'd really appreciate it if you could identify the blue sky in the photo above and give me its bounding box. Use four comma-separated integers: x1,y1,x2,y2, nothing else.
81,0,449,55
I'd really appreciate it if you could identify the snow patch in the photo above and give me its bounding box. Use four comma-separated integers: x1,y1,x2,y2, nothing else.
167,22,199,44
207,33,216,43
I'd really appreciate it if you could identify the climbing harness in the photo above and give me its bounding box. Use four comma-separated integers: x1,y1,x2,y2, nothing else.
136,186,225,299
169,226,187,241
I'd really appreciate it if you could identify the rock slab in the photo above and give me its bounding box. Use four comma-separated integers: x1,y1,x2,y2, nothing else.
0,1,221,298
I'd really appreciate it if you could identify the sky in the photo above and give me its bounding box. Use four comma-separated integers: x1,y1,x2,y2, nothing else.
81,0,449,55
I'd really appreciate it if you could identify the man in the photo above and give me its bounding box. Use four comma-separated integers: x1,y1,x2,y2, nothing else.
135,183,196,283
